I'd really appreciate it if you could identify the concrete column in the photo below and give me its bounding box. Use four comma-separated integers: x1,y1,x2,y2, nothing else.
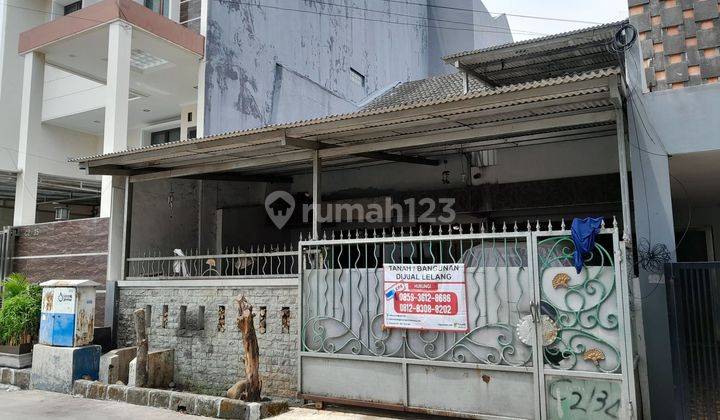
13,51,45,226
100,21,132,216
105,176,129,330
168,0,181,22
195,0,209,138
102,22,132,332
628,97,676,419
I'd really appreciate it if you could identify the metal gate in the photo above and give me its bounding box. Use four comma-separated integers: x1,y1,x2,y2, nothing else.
666,262,720,420
298,220,636,419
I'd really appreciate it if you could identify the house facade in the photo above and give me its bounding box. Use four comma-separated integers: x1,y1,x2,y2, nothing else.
6,0,510,339
13,0,720,418
2,0,511,228
73,20,642,418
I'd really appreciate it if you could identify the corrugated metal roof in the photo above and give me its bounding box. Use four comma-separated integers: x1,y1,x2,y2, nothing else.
443,20,626,62
73,67,620,164
362,22,627,116
442,21,626,87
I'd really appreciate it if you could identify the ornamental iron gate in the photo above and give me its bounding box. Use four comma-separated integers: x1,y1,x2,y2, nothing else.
298,220,635,419
666,262,720,420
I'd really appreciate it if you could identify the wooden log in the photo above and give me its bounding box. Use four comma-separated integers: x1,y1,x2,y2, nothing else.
133,308,149,388
226,295,262,401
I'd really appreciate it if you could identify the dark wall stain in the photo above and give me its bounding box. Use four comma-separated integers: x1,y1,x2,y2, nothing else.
203,0,510,136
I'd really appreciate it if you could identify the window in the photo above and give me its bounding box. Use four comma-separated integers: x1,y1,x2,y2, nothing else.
64,1,82,15
187,127,197,140
180,0,202,33
144,0,169,17
350,67,365,87
150,128,181,145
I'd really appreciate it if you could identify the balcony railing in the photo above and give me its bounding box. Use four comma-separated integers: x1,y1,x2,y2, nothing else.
125,245,298,280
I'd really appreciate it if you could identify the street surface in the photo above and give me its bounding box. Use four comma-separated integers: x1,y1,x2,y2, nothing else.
0,386,440,419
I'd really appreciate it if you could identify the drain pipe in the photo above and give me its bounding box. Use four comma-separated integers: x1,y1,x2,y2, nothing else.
609,74,633,244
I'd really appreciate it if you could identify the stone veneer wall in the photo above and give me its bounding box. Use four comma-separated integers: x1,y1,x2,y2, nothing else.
629,0,720,90
12,218,109,325
116,286,297,399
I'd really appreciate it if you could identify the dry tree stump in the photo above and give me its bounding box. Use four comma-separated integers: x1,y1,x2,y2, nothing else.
133,308,149,388
226,295,262,401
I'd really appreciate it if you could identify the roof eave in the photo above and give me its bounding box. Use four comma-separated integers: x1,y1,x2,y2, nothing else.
442,20,626,65
73,67,621,171
19,0,204,57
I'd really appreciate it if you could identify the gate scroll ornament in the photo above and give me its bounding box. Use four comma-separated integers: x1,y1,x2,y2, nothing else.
537,236,621,374
299,222,634,419
301,226,535,368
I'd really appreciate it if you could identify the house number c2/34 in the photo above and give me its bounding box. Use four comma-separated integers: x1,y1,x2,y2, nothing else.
547,378,621,419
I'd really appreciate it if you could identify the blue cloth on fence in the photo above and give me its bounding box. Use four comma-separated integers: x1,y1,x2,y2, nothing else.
571,217,603,274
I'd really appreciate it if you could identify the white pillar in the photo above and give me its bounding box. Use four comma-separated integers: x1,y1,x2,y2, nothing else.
168,0,180,22
13,51,45,226
100,21,132,217
102,22,132,331
312,151,321,239
195,0,209,138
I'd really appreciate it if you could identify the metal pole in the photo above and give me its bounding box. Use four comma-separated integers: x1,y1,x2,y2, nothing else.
312,150,321,239
610,75,632,243
616,105,632,243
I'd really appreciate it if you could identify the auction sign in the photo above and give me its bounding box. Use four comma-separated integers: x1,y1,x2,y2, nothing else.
383,263,468,332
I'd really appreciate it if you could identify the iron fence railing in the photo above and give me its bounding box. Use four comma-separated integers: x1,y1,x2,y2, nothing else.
666,262,720,420
126,245,298,280
297,218,635,419
299,218,622,366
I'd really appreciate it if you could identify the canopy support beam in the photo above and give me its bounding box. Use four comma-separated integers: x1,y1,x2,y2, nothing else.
312,150,321,240
125,109,615,183
281,137,439,167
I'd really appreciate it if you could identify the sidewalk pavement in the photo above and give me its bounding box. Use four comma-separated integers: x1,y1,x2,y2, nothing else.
0,387,212,420
0,386,437,420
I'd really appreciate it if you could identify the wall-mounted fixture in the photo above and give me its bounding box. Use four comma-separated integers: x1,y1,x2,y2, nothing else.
54,205,70,221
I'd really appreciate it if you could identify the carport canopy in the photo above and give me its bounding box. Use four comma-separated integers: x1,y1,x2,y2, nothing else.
72,67,625,183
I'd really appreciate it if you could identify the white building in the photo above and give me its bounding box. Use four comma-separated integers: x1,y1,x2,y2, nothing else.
0,0,204,226
1,0,510,227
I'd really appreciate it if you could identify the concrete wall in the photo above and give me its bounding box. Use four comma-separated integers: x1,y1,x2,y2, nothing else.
624,29,720,416
203,0,511,136
129,178,278,257
269,64,357,124
116,285,297,398
129,179,200,256
426,0,512,75
472,0,511,51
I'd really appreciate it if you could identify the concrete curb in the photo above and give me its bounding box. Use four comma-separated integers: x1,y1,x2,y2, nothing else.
0,367,31,389
72,380,288,419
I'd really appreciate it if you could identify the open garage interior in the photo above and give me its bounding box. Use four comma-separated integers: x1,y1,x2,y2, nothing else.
0,171,100,226
670,150,720,262
125,130,623,259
